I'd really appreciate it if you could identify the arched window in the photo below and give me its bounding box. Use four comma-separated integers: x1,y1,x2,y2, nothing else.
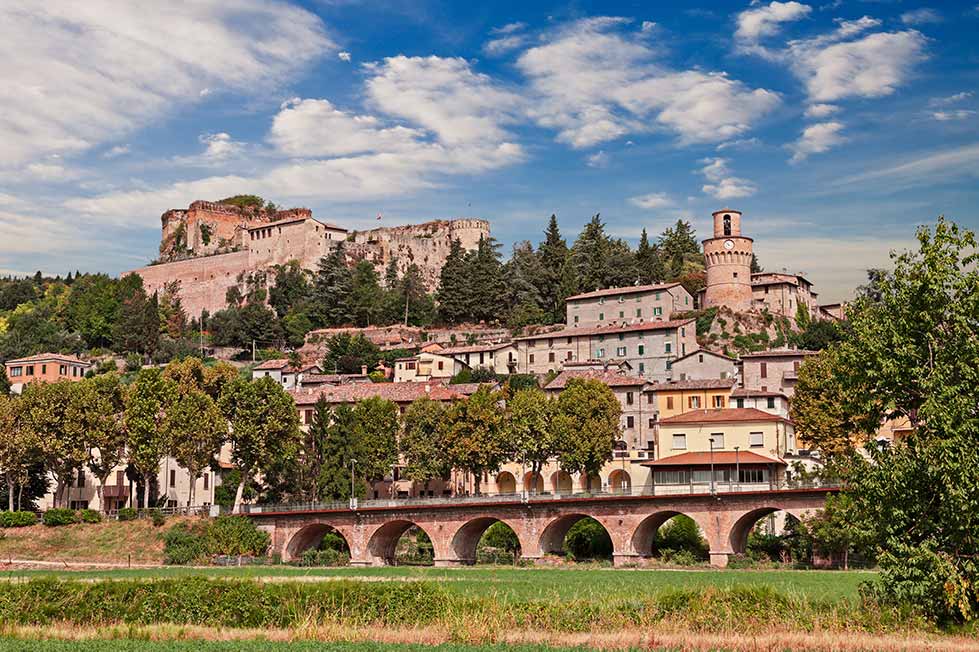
723,215,732,236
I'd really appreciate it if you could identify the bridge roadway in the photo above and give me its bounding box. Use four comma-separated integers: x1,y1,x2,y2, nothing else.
244,484,836,567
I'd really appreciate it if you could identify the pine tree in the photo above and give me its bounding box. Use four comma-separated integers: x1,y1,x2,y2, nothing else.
319,404,362,500
659,220,700,279
635,228,666,284
605,238,638,288
570,214,614,292
383,257,400,289
312,243,352,327
505,241,546,328
389,264,435,326
349,261,383,327
436,238,471,324
468,235,506,323
537,215,569,322
751,253,763,274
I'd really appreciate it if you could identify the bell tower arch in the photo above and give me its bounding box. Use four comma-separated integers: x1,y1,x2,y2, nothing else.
702,209,753,312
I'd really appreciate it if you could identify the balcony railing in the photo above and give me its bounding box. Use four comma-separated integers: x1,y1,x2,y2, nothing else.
239,479,840,514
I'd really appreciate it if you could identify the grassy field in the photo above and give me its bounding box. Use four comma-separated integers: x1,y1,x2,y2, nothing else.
0,641,676,652
1,564,872,603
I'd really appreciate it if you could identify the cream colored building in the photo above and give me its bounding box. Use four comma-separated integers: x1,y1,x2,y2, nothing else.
393,352,463,383
740,349,818,397
565,283,693,327
669,349,738,382
439,342,518,375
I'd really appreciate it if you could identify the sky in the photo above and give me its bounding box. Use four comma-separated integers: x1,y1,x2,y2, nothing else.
1,1,978,303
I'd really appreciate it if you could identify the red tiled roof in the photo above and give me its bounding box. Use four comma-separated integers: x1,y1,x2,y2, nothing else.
658,408,791,425
740,349,818,359
649,378,736,392
565,283,681,302
514,318,695,341
6,353,90,366
439,342,513,355
254,358,289,370
290,381,492,406
545,369,647,390
301,373,369,385
731,388,788,398
644,451,785,466
671,349,738,364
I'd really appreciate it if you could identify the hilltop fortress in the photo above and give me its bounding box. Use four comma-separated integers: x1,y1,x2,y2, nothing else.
130,200,489,317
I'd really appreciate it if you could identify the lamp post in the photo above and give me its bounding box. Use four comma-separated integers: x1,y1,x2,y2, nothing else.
734,446,741,492
349,458,357,510
708,437,716,495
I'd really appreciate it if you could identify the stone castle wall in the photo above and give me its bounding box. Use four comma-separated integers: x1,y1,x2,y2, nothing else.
133,203,490,318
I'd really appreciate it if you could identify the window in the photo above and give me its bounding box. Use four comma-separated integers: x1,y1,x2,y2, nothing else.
618,333,624,341
547,339,553,348
712,395,725,408
767,396,776,409
666,396,674,409
626,416,635,429
710,433,724,449
655,292,661,300
599,297,605,304
760,362,768,378
698,354,704,363
76,470,85,487
672,434,687,450
647,393,654,405
636,308,642,317
739,468,765,483
566,351,573,361
204,473,209,490
25,365,34,376
749,432,764,447
41,364,46,374
616,346,626,356
735,398,745,408
618,310,624,318
599,312,604,320
9,367,21,377
794,360,801,372
437,361,444,370
574,315,579,324
59,364,67,375
638,345,644,355
548,352,555,363
685,296,689,305
648,418,655,428
529,354,535,363
638,362,644,373
688,396,701,408
681,327,686,337
566,337,573,344
626,392,634,405
169,470,176,488
653,307,663,316
665,342,672,354
723,214,731,235
617,295,624,303
595,348,605,358
304,409,313,424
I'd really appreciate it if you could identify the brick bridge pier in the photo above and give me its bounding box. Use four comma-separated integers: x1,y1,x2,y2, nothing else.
245,488,832,568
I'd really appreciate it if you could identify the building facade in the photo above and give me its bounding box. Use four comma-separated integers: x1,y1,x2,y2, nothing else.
4,353,91,394
740,349,818,397
702,209,755,312
564,283,693,328
669,349,739,381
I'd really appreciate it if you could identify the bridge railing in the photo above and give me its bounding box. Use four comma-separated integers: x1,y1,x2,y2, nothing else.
238,479,839,514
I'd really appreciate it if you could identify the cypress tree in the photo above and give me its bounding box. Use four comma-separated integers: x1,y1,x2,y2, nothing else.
469,235,506,323
537,215,569,323
312,243,352,326
636,228,666,284
570,214,613,292
436,238,470,324
319,404,363,500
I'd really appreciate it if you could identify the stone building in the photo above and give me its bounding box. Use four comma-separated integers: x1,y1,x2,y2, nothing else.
564,283,693,328
669,349,739,381
131,200,490,317
702,209,755,313
438,342,518,376
751,272,820,318
513,319,698,382
739,349,818,397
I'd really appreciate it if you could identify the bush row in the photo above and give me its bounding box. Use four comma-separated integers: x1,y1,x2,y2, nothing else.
0,578,921,633
163,516,270,565
0,511,37,528
40,508,102,526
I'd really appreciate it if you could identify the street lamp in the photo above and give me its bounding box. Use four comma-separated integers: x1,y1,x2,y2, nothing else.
708,436,716,495
349,458,357,510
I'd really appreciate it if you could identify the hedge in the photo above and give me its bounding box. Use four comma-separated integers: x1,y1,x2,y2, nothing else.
79,509,101,524
42,509,78,527
0,511,37,528
0,578,448,628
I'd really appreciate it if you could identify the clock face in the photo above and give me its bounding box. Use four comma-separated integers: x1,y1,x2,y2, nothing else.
723,239,735,250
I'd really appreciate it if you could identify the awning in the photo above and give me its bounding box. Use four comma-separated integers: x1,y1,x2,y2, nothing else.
643,451,785,466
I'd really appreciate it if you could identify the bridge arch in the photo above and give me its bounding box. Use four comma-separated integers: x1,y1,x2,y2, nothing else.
285,522,351,562
728,506,810,554
367,519,438,565
539,513,614,558
450,516,525,564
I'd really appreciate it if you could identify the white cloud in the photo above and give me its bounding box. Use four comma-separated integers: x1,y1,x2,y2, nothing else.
199,88,212,98
103,144,131,159
0,1,332,168
491,22,527,35
789,121,846,162
836,142,979,187
483,34,529,56
365,55,524,146
24,161,81,181
641,21,658,33
699,157,757,199
717,137,762,151
629,192,674,209
199,133,245,160
804,103,839,118
735,1,812,45
338,51,352,62
900,8,942,25
931,110,976,121
586,151,610,168
269,98,423,157
516,17,778,147
929,91,973,107
787,24,928,102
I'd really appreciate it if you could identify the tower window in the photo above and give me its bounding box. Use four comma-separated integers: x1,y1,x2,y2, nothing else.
723,215,732,236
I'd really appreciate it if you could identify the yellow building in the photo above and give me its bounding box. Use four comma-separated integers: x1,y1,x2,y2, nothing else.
646,378,737,421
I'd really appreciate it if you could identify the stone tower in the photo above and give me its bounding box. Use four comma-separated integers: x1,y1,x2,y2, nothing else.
702,208,754,312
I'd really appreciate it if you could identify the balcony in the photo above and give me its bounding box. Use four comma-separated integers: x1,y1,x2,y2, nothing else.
102,485,130,498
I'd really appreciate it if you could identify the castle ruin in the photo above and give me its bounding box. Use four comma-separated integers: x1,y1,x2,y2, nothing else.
130,200,489,317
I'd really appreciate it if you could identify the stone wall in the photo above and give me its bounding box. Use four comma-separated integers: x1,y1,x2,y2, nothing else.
130,250,251,319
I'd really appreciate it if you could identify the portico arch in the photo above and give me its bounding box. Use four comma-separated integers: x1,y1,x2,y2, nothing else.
523,471,544,494
608,469,631,493
496,471,517,494
550,470,572,493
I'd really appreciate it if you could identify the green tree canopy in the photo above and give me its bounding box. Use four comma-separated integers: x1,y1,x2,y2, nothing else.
441,387,510,494
553,378,620,492
400,397,451,493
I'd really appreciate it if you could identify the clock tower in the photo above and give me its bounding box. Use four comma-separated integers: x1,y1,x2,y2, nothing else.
702,208,754,312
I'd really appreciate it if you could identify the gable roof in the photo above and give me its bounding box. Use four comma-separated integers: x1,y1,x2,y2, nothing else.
514,318,695,341
649,378,736,392
671,349,738,364
658,407,791,425
6,353,90,366
545,369,648,390
565,283,682,302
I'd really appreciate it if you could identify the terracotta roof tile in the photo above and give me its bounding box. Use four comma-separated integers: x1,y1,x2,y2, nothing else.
289,381,493,406
565,283,681,302
644,451,785,466
740,349,818,359
439,342,513,355
671,349,738,364
658,407,791,425
650,378,736,391
730,388,788,398
544,369,648,390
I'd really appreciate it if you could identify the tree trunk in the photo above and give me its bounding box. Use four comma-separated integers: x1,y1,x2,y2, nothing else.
188,472,196,508
843,547,849,571
143,474,151,509
96,473,110,513
6,475,13,512
54,478,66,509
17,483,23,512
473,470,482,496
233,474,247,513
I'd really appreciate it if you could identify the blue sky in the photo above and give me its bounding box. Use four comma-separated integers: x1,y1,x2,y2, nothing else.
1,1,978,303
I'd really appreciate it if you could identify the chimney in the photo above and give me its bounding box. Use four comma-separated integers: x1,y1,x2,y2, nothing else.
361,365,368,376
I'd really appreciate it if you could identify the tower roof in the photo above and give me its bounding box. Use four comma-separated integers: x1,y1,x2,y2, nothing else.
712,208,742,215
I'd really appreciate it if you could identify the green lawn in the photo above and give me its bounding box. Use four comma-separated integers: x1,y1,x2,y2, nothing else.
0,564,871,603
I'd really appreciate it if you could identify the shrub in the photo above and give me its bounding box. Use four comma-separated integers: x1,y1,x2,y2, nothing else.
662,549,702,567
42,509,78,527
117,507,138,521
205,516,270,557
149,509,166,527
163,522,208,565
79,509,101,523
0,511,37,528
294,548,350,567
564,518,612,561
124,353,143,372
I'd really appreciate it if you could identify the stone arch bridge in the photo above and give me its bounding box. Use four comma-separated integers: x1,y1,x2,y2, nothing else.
245,488,834,568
